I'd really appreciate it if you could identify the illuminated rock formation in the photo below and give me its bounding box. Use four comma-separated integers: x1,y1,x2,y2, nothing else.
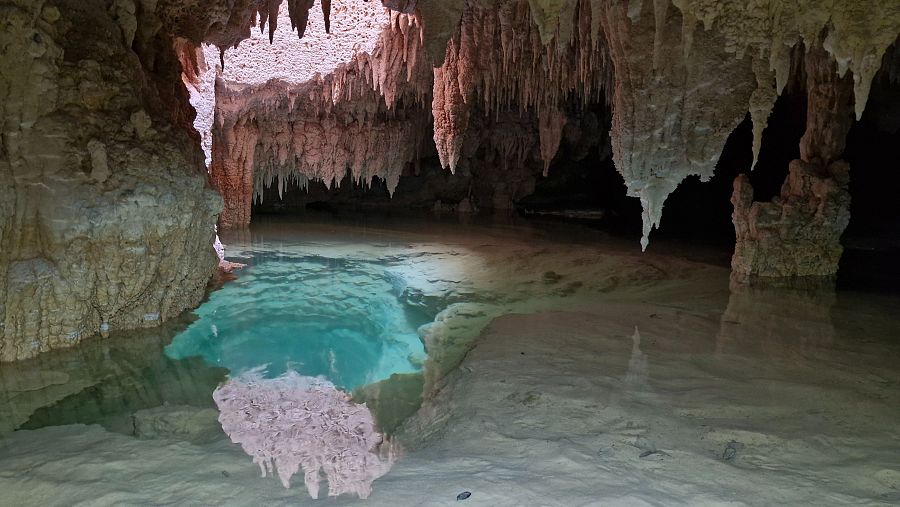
203,1,430,227
2,0,900,360
731,44,854,281
0,0,227,361
204,0,900,253
426,0,899,249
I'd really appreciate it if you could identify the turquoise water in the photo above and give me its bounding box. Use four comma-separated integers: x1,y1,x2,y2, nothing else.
165,250,429,390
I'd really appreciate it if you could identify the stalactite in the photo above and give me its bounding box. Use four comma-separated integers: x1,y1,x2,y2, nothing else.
209,4,431,227
749,56,777,170
600,0,757,249
671,1,900,123
432,0,611,174
538,108,566,176
288,0,316,38
731,43,855,281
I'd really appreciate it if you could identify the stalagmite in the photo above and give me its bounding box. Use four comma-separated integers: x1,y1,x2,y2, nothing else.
731,43,855,282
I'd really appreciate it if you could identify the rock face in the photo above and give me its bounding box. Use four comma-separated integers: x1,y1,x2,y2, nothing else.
0,0,223,361
731,45,854,281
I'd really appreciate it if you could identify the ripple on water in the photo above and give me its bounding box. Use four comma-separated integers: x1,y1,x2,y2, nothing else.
164,252,430,390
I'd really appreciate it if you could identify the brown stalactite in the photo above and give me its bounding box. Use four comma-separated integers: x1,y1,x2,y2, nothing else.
538,108,567,177
209,6,431,227
321,0,332,33
288,0,317,39
258,0,282,43
799,46,856,167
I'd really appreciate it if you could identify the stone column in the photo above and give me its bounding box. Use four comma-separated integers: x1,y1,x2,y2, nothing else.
209,114,258,229
731,44,854,283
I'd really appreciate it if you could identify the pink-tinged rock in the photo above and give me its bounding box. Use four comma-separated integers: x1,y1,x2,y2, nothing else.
213,369,394,499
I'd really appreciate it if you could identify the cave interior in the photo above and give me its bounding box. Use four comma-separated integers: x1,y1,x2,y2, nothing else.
1,0,900,504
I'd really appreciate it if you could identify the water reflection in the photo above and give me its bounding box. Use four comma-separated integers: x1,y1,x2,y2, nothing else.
213,368,393,500
0,316,227,436
717,282,837,356
2,218,899,504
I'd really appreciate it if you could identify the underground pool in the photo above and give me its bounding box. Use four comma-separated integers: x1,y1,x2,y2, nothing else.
165,248,429,390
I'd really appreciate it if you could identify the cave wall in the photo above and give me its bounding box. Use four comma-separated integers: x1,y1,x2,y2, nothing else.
0,0,235,361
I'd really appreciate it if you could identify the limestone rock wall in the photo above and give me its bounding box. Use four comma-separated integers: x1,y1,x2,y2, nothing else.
0,0,224,361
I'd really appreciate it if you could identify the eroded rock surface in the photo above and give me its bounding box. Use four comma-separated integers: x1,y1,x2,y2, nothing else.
731,45,854,281
0,0,223,360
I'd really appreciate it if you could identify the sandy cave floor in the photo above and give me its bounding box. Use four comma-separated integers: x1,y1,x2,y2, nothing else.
0,217,899,506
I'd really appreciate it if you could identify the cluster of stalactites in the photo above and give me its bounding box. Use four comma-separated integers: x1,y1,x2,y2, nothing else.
246,110,428,202
244,11,429,198
601,0,900,250
208,5,429,228
330,11,431,110
254,0,332,43
659,1,900,171
432,0,611,173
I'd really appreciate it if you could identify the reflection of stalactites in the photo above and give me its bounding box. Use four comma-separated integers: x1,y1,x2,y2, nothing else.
624,326,648,387
213,369,394,500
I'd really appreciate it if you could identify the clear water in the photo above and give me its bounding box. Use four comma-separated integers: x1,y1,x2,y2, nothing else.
165,251,428,390
2,218,899,506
